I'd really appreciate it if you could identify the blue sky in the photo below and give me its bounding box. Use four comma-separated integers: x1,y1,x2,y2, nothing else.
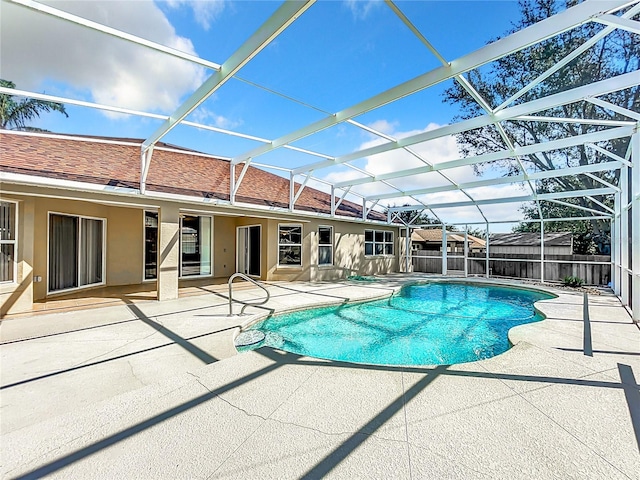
2,0,536,226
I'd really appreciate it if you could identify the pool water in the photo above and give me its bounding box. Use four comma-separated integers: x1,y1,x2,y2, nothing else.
241,282,555,366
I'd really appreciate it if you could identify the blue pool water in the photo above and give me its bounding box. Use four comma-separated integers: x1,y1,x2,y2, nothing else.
241,282,555,366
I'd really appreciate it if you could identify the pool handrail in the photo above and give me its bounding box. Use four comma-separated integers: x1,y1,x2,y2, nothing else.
228,273,270,315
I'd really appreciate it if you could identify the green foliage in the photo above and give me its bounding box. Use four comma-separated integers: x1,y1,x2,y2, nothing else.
562,275,584,288
385,204,441,227
0,79,68,131
442,0,638,247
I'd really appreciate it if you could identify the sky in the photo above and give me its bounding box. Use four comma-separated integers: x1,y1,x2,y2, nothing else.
1,0,543,229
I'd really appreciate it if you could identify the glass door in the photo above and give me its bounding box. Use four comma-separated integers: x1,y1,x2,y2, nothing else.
237,225,261,277
180,215,212,277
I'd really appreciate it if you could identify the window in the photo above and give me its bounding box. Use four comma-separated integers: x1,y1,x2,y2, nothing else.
365,229,394,256
49,213,105,292
144,211,158,280
318,226,333,266
180,215,212,277
278,224,302,266
0,201,17,283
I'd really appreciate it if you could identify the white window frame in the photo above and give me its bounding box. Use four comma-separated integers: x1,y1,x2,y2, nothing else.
365,229,394,257
47,211,107,295
0,200,18,284
278,223,303,267
318,225,333,267
179,214,214,279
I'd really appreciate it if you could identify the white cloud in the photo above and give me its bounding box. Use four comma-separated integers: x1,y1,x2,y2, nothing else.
1,0,207,114
323,122,464,196
189,107,240,130
165,0,226,31
367,119,398,135
321,121,527,223
344,0,383,20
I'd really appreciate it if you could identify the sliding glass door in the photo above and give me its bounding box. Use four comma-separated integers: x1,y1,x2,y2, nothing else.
144,212,158,280
49,213,104,292
237,225,261,277
180,215,212,277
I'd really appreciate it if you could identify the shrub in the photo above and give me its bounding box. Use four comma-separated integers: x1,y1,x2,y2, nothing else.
562,276,584,288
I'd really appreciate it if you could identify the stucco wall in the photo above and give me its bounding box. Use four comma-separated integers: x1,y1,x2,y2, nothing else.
0,187,402,315
263,218,399,282
213,216,236,279
107,207,144,286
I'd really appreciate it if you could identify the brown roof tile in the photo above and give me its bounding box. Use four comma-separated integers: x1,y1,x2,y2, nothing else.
0,132,386,221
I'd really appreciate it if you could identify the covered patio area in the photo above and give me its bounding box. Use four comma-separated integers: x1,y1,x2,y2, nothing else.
1,275,638,479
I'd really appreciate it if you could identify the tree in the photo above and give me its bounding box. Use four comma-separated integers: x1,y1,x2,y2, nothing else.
385,204,441,227
443,0,638,252
0,79,68,131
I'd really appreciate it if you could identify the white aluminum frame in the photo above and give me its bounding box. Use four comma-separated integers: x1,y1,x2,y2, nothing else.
0,199,19,284
4,0,639,319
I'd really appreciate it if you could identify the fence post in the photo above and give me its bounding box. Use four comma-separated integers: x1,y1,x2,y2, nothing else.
485,222,490,278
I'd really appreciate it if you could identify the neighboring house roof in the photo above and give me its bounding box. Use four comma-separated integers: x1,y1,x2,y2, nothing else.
0,132,386,222
489,232,573,247
411,229,486,248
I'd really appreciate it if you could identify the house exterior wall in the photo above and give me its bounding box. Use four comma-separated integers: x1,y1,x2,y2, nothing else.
0,188,401,316
265,218,399,282
213,216,237,279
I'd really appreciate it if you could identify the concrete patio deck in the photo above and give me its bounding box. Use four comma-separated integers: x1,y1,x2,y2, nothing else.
1,275,639,479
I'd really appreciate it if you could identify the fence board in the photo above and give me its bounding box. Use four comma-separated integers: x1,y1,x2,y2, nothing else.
410,251,611,285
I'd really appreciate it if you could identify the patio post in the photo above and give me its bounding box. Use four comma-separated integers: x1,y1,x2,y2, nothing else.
620,164,629,307
485,222,490,278
612,194,620,296
405,226,411,273
157,203,180,301
540,219,545,283
631,131,639,322
441,225,447,275
464,226,468,277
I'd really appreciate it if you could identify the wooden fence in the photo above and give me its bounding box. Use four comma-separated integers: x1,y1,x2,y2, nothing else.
411,251,611,285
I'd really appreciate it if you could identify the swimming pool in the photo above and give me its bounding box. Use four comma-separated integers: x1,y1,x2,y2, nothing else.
239,282,555,366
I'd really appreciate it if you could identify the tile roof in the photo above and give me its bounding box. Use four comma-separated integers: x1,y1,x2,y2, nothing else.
489,232,573,246
411,228,486,248
0,132,385,221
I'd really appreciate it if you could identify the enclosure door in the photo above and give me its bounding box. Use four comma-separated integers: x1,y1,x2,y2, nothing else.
237,226,261,277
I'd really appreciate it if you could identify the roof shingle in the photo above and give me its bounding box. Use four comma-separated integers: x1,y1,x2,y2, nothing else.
0,132,385,221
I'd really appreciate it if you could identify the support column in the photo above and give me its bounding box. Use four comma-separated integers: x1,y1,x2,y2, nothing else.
612,194,620,295
540,220,545,283
620,165,629,306
157,203,180,301
631,131,639,322
485,222,490,279
441,226,447,275
463,227,468,278
405,226,411,273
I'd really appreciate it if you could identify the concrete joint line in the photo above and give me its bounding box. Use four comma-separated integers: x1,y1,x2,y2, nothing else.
479,364,631,478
